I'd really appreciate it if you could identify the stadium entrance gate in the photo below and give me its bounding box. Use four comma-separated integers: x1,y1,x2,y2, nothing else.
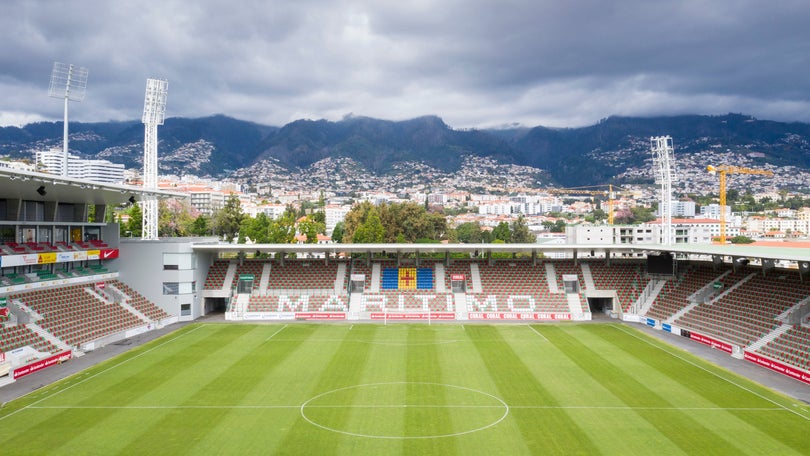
587,297,612,314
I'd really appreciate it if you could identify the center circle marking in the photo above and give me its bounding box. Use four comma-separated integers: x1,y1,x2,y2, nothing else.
300,382,509,439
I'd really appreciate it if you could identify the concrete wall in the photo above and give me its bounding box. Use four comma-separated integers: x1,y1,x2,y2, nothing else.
116,237,218,321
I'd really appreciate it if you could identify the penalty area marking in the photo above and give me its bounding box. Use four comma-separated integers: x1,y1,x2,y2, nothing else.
526,325,549,342
264,324,288,342
0,324,207,423
300,382,509,439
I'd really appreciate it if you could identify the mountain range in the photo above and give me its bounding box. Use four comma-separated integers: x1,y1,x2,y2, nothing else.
2,113,810,188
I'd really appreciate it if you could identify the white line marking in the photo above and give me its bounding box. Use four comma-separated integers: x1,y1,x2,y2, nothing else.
0,324,207,422
300,382,510,440
526,325,549,342
25,404,786,412
613,325,810,422
264,324,287,342
267,338,462,346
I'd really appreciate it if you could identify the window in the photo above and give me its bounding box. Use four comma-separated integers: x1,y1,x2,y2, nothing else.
163,282,179,295
180,303,191,316
163,253,194,270
163,282,194,295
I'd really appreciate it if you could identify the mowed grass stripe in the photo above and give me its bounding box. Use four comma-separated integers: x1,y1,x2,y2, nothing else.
402,326,459,453
468,325,601,454
543,325,747,455
274,324,380,454
601,325,810,454
0,324,245,453
437,327,534,455
188,325,360,455
62,325,302,455
506,325,684,455
111,325,313,455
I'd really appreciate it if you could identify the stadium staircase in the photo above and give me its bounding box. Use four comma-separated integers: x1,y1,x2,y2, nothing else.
370,263,381,293
434,263,446,293
25,323,74,354
747,323,793,352
777,296,810,324
260,262,272,294
335,262,348,294
468,263,483,293
231,294,250,318
708,272,755,304
566,294,585,318
638,279,667,316
224,262,237,291
544,263,559,293
579,263,596,291
664,300,701,324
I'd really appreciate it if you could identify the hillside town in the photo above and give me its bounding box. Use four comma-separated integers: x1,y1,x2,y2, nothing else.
6,144,810,246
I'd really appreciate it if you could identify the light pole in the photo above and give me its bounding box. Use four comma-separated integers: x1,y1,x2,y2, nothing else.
48,62,88,177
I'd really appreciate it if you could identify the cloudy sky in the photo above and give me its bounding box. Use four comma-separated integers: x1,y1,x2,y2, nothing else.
1,0,809,129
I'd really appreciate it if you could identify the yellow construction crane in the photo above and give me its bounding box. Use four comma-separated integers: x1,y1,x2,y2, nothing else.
706,165,774,243
546,186,633,225
606,184,638,225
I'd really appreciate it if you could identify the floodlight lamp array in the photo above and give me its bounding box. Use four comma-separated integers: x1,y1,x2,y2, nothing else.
142,78,169,125
48,62,89,101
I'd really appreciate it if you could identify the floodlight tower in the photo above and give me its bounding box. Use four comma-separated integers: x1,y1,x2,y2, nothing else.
650,136,676,246
48,62,89,177
141,78,168,240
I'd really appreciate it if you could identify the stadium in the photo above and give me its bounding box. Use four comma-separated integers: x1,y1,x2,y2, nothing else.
0,165,808,454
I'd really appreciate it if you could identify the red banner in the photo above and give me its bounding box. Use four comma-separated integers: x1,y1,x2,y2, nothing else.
744,351,810,385
468,312,572,321
294,312,346,320
689,332,733,354
450,274,465,281
13,351,72,380
100,248,119,260
370,312,455,320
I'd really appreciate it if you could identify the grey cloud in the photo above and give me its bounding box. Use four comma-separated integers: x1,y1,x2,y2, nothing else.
1,0,809,128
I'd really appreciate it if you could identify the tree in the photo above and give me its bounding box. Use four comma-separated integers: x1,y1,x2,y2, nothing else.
298,216,326,244
159,198,196,237
331,222,345,243
189,215,210,236
455,222,484,243
104,205,116,224
585,208,607,223
239,212,271,243
127,203,143,237
212,193,244,242
352,206,384,243
510,215,535,243
268,209,297,243
730,235,755,244
492,222,511,242
311,210,326,225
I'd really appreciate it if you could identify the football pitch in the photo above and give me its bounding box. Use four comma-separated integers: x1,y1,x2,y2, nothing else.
1,323,808,455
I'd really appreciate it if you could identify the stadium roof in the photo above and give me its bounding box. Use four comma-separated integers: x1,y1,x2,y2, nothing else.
191,241,810,264
0,167,186,205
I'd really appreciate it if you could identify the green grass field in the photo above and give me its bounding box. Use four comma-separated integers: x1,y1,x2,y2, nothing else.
1,323,808,455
